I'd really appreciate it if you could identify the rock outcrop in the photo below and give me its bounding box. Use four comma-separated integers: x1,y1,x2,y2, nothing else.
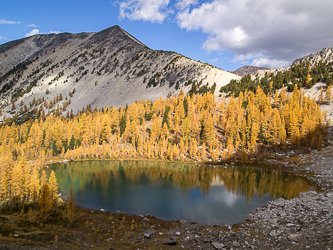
232,65,270,77
292,47,333,67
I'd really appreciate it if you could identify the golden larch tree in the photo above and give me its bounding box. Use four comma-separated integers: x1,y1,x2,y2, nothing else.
48,170,59,206
38,183,53,221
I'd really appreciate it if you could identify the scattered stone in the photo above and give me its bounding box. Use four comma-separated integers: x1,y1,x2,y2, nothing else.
270,230,278,237
179,219,188,224
133,235,143,243
288,234,302,241
161,238,177,245
233,241,240,247
143,230,155,239
212,242,224,249
202,237,211,243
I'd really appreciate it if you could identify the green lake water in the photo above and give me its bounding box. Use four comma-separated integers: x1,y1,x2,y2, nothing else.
48,160,312,225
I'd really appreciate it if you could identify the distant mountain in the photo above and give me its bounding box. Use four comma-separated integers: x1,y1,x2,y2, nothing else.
292,47,333,67
0,25,240,120
232,66,270,77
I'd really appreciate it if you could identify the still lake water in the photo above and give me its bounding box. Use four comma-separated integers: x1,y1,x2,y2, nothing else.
48,160,311,225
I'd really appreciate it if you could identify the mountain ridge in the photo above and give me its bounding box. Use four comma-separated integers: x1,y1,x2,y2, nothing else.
232,65,270,77
292,47,333,67
0,25,240,120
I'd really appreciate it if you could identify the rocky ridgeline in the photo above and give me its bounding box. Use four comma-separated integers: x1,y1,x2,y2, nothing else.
232,65,270,77
292,47,333,67
0,25,239,119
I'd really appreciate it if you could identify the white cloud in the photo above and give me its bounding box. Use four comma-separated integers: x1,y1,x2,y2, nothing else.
118,0,171,23
49,30,61,34
0,36,8,41
210,58,218,63
0,19,21,24
25,29,41,37
176,0,333,68
175,0,198,10
252,58,290,69
28,23,37,28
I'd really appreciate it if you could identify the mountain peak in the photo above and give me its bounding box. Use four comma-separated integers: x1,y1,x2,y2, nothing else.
0,26,240,121
87,25,147,49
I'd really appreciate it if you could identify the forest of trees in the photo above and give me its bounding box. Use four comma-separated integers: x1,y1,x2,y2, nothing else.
0,146,60,217
0,85,329,163
0,79,330,213
220,60,333,97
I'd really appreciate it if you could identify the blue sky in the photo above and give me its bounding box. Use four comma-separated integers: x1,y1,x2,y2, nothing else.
1,0,333,71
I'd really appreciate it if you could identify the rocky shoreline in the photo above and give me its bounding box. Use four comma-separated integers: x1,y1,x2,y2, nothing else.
121,127,333,249
195,127,333,249
193,127,333,249
143,190,333,249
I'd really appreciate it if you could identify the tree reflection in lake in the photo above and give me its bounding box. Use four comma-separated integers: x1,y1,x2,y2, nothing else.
50,161,312,225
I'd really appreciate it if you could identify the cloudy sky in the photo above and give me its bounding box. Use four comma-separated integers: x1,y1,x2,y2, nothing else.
1,0,332,71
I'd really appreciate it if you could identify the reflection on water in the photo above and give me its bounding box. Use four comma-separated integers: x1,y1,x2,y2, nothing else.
49,160,312,225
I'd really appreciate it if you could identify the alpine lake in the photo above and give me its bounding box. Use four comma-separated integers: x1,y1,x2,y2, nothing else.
47,160,312,225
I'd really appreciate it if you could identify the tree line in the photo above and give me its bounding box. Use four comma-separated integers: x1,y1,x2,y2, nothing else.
0,85,329,164
220,60,333,97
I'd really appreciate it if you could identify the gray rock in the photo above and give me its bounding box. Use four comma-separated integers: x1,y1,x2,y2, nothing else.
133,235,143,243
179,219,188,224
143,229,155,238
162,238,177,245
288,234,302,240
270,230,278,237
202,237,211,243
212,242,224,249
233,241,240,247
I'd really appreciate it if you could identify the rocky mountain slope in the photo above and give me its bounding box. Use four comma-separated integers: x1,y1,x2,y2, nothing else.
242,47,333,120
232,65,270,76
249,47,333,79
0,25,240,120
292,47,333,67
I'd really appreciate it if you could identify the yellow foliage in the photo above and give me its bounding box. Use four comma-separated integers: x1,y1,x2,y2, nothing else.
0,85,328,205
